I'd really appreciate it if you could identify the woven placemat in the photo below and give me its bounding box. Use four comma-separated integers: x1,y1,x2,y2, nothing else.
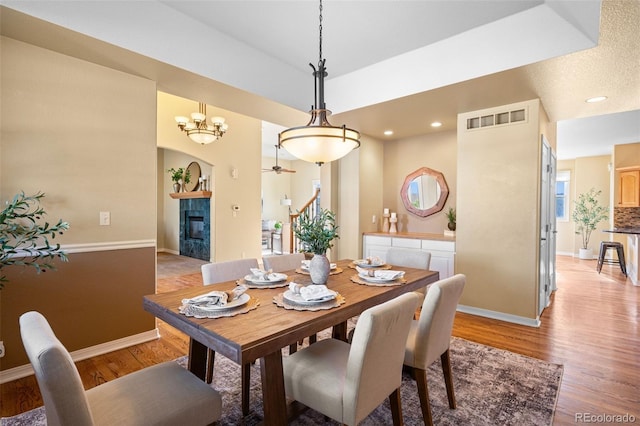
272,292,345,311
179,296,260,318
349,274,406,287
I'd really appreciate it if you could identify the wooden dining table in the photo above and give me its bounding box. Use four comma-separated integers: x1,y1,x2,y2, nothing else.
143,258,439,425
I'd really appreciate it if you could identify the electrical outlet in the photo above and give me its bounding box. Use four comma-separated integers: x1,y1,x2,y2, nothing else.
0,341,5,358
372,215,377,224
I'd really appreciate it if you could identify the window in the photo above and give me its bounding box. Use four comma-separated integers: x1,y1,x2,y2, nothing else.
556,171,570,221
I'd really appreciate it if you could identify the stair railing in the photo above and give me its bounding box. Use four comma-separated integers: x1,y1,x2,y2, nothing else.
288,189,320,254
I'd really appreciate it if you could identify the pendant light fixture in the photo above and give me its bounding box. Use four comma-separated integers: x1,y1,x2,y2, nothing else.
175,102,228,145
278,0,360,166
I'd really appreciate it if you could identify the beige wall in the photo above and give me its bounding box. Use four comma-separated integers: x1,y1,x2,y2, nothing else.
573,155,612,252
157,91,263,262
457,99,552,321
1,37,157,370
382,130,458,233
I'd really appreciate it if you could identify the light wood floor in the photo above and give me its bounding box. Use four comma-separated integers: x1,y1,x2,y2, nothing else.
2,254,638,424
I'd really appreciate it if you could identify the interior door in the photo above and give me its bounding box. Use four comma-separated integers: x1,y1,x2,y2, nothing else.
539,137,556,315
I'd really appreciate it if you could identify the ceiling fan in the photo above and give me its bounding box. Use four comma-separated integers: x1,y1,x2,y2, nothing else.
262,145,296,174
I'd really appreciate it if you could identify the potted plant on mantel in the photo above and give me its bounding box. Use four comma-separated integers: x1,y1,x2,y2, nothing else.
293,208,339,285
0,191,70,289
167,168,191,193
572,188,609,260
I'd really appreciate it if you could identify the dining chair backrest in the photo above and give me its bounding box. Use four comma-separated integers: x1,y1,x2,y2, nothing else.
344,292,421,424
262,253,306,273
20,311,94,426
409,274,466,368
201,258,259,285
386,247,431,270
387,247,431,298
21,311,222,426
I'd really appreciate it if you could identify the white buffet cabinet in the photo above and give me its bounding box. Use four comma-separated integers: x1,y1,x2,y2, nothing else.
362,232,455,280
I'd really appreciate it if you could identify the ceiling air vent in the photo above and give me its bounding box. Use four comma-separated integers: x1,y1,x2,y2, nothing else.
466,108,526,130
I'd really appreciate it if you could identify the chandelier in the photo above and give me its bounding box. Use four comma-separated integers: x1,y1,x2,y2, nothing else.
278,0,360,166
175,103,228,145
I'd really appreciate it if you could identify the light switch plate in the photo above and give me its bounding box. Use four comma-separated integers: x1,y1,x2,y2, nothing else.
100,211,110,226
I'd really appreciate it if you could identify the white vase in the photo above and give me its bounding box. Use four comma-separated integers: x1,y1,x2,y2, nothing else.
309,253,330,285
578,248,593,260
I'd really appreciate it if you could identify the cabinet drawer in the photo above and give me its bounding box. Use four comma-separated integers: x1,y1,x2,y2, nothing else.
392,238,422,249
364,236,391,246
421,240,455,252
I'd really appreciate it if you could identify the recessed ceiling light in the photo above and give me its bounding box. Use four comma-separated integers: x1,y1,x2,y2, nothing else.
431,121,442,127
586,96,607,103
384,130,394,136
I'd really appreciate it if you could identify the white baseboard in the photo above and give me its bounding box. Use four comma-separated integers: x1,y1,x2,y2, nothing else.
457,305,541,327
0,329,160,384
158,248,180,255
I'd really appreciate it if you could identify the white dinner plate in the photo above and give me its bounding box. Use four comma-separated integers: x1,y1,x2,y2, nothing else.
190,293,250,311
353,259,385,268
283,289,336,305
244,272,287,284
358,272,404,283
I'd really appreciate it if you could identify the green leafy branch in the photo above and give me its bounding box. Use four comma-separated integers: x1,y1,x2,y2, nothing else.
293,208,339,255
0,191,70,288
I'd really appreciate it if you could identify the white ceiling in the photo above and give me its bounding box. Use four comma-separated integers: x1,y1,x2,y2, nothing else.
1,0,639,161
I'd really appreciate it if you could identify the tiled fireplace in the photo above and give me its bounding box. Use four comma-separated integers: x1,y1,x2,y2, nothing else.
179,198,210,261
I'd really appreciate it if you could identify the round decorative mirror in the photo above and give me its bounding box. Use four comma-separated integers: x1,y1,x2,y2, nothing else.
400,167,449,217
184,161,201,192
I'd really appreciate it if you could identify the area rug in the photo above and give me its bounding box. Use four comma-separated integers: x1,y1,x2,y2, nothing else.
1,337,562,426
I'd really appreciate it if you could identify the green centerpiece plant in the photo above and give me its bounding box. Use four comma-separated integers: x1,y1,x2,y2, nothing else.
572,188,609,259
0,191,70,288
293,208,339,284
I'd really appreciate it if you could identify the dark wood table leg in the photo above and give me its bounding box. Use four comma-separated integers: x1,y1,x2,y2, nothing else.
260,349,288,425
332,321,348,342
187,338,208,381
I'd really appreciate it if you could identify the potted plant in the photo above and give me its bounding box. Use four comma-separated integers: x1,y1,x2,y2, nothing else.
273,221,283,234
293,208,339,284
572,188,609,260
167,168,191,193
0,191,69,288
446,207,456,231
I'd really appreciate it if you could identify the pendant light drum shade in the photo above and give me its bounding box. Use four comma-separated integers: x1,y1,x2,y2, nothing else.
279,123,360,165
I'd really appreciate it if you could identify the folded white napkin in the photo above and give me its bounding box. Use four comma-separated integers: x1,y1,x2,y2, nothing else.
356,266,404,281
182,285,247,307
288,282,335,301
250,268,275,281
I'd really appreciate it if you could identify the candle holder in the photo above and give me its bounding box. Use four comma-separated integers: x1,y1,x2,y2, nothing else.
382,212,390,232
389,216,398,233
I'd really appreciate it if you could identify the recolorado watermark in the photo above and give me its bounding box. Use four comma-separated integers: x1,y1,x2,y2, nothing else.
575,413,636,423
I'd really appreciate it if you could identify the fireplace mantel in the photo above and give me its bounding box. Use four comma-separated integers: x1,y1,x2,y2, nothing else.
170,191,212,199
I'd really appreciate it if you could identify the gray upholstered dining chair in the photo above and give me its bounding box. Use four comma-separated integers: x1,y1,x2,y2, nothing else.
262,253,305,272
20,311,221,426
403,274,466,426
263,252,317,353
201,257,259,416
386,247,432,301
283,292,421,426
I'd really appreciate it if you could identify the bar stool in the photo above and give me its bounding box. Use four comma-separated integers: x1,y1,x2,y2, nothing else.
597,241,627,276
